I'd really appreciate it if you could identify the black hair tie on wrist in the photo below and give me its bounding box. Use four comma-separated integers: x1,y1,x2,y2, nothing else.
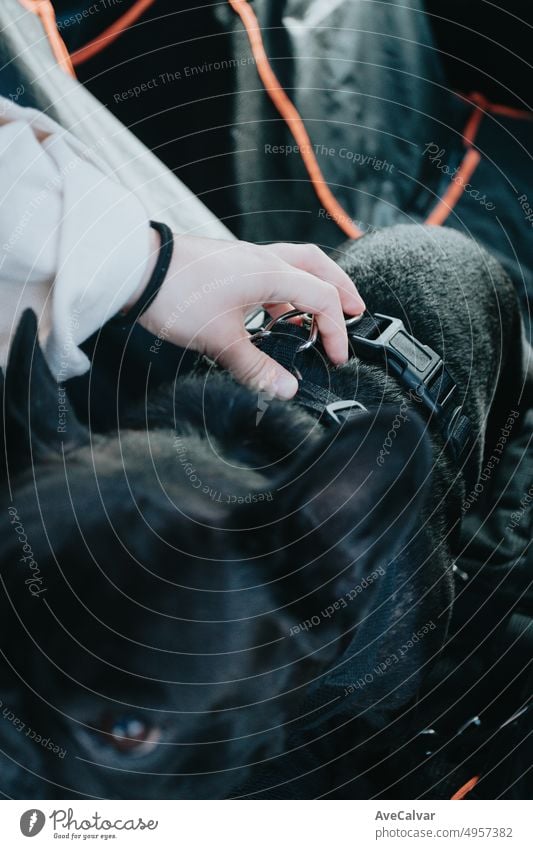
108,220,174,328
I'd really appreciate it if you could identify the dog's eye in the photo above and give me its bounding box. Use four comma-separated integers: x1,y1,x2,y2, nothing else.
97,713,161,755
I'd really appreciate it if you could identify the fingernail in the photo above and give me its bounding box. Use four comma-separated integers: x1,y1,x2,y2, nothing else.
272,371,298,400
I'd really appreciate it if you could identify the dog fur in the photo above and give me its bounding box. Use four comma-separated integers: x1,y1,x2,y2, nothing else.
0,225,527,799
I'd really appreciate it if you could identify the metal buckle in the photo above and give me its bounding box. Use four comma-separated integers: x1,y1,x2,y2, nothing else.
325,399,368,425
249,309,318,354
344,312,365,327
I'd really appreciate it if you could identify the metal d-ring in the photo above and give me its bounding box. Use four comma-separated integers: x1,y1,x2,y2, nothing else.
249,309,317,354
296,314,318,352
250,309,363,358
344,312,365,327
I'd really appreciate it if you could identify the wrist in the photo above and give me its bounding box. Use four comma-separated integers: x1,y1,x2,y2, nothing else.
107,222,174,330
122,225,161,314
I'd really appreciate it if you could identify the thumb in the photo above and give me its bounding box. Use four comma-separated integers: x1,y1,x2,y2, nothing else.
217,335,299,399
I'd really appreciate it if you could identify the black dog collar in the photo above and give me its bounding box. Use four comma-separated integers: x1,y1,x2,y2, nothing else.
249,309,473,463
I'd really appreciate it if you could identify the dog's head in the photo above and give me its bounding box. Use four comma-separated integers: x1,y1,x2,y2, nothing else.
0,312,435,799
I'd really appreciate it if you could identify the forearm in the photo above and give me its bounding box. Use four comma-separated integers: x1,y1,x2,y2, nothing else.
0,96,152,380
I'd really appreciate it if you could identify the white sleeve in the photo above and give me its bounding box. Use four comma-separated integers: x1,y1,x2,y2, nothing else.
0,96,152,380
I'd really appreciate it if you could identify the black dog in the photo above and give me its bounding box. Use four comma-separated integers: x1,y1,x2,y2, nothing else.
0,225,527,799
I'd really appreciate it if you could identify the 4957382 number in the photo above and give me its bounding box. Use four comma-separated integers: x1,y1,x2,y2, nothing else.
460,828,513,838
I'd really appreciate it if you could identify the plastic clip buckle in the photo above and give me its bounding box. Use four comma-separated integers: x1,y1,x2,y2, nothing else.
348,314,453,415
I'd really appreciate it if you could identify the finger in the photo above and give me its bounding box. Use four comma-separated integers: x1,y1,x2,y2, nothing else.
263,302,295,319
263,302,306,325
264,269,349,364
216,334,299,400
266,242,365,315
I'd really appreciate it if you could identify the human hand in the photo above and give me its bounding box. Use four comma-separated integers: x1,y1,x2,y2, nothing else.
135,234,365,399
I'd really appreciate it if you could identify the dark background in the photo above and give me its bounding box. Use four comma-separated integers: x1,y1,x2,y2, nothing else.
54,1,532,220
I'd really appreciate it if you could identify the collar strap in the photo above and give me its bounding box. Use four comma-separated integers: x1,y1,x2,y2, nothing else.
249,317,366,425
251,310,473,462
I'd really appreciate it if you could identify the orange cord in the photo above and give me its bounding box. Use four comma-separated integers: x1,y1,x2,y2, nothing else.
462,93,532,147
426,91,532,226
19,0,76,77
25,2,533,240
424,102,483,226
227,0,486,235
424,92,484,227
425,147,481,226
450,775,480,800
227,0,363,239
461,90,533,122
70,0,156,67
462,106,484,148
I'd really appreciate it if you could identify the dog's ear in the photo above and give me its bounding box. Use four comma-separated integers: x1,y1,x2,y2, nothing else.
2,310,88,476
263,406,432,576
